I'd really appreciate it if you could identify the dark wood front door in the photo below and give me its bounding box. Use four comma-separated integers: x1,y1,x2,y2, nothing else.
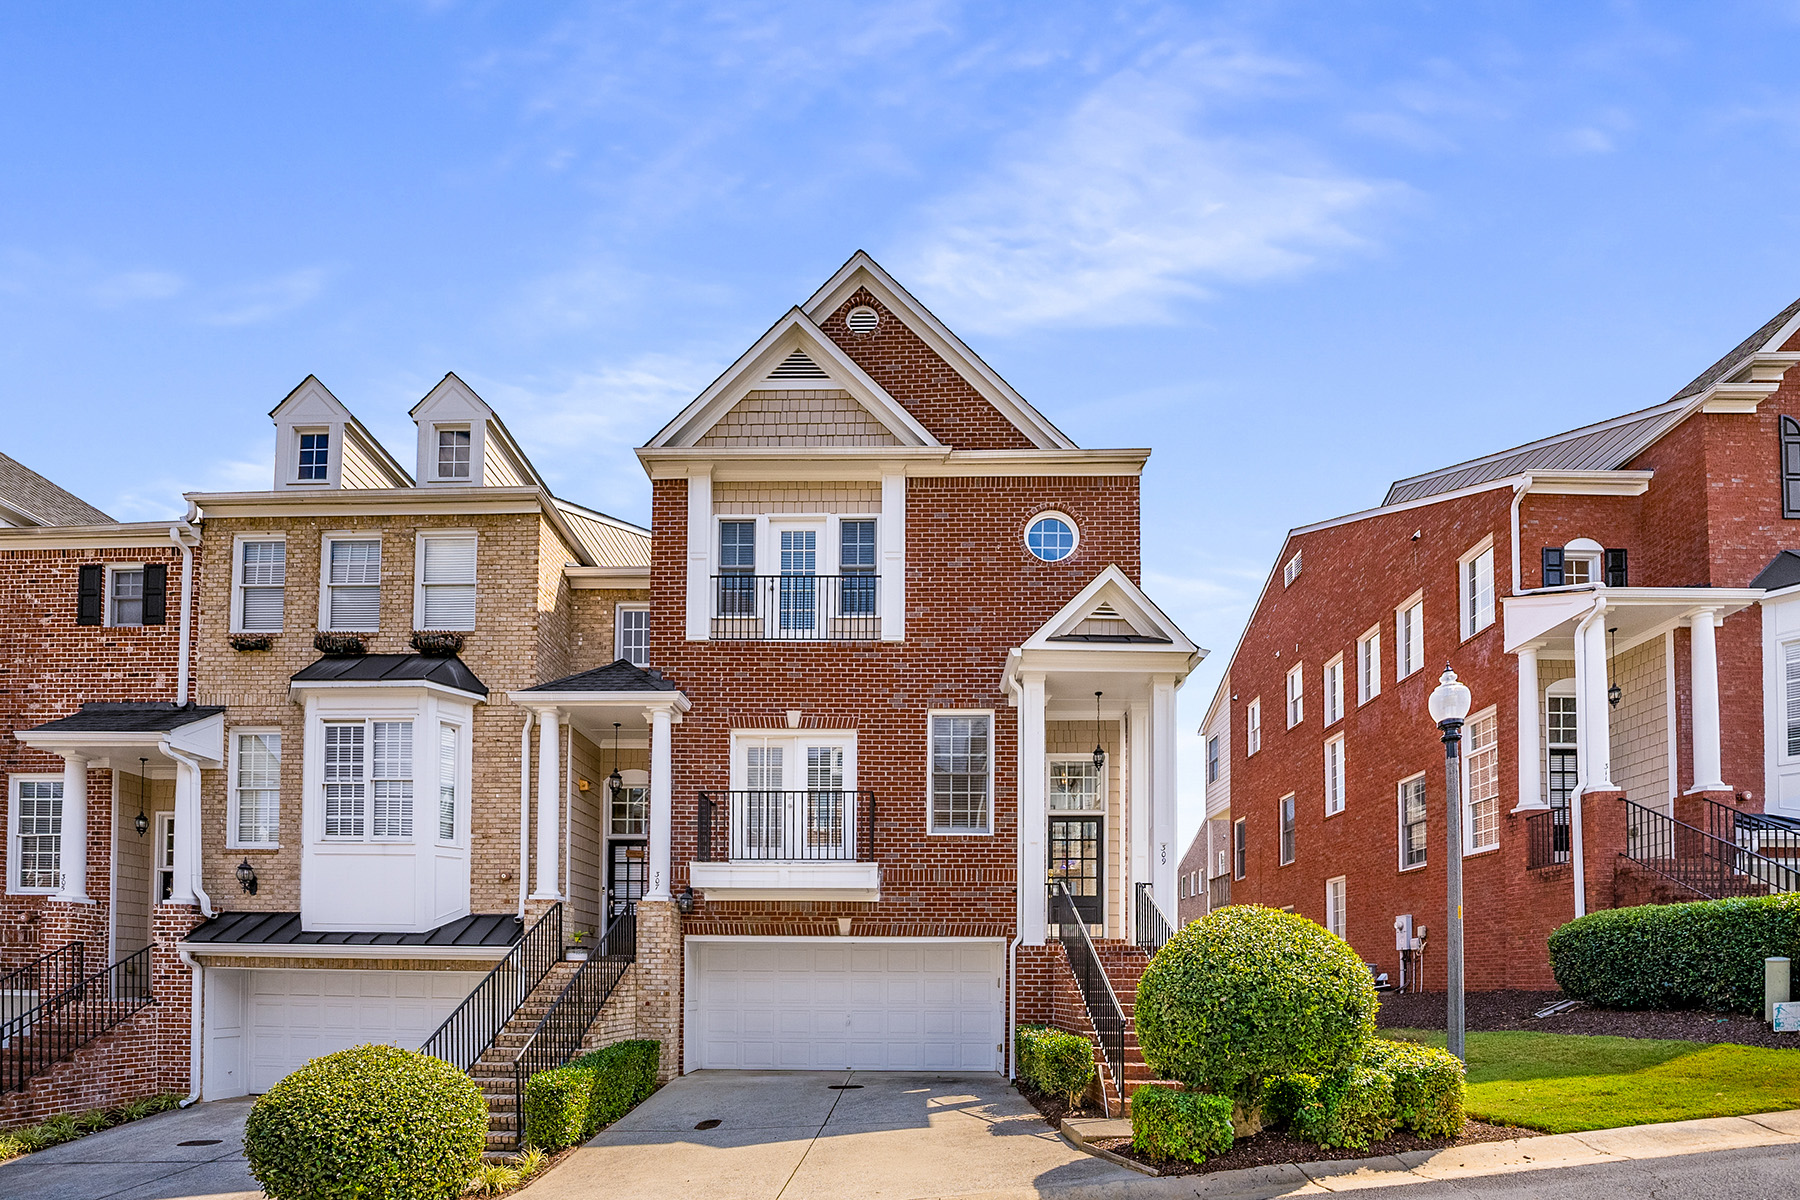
1049,816,1103,926
607,841,646,919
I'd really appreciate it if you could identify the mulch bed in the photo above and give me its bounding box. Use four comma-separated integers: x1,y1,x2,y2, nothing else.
1015,1082,1107,1125
1090,1120,1536,1177
1376,989,1799,1049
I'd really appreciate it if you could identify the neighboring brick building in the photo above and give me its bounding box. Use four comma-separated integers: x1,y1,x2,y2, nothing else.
1210,296,1800,991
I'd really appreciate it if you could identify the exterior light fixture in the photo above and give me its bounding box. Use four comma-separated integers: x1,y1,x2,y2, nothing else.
134,757,149,837
675,885,695,915
1091,691,1106,772
1427,665,1471,1064
607,722,624,796
1607,627,1622,708
236,858,258,895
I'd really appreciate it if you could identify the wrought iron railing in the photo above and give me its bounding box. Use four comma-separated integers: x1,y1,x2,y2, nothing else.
1207,875,1231,911
0,946,154,1094
420,906,555,1072
1622,800,1800,899
709,574,879,640
698,790,876,863
1134,883,1174,952
0,942,85,1024
1050,880,1125,1117
1695,796,1800,864
1526,808,1571,870
508,906,637,1148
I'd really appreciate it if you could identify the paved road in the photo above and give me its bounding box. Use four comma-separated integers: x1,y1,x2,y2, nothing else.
1239,1146,1797,1199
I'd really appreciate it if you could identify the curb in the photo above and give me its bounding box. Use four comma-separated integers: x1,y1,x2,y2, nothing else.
1059,1118,1157,1177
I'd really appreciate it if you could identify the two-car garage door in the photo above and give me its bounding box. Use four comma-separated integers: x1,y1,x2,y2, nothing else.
689,941,1003,1072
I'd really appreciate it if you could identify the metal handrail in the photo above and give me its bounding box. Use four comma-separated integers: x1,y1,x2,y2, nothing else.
0,946,154,1094
709,574,880,640
1622,800,1800,899
698,790,876,863
1525,808,1571,870
1050,880,1126,1117
420,905,558,1072
509,906,637,1148
1134,883,1174,952
0,942,85,1008
1695,796,1800,858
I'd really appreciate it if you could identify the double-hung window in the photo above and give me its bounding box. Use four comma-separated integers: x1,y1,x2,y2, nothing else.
323,537,381,631
1246,698,1262,755
1205,735,1220,783
616,605,650,667
231,731,281,846
437,428,472,479
10,777,63,893
1465,710,1499,852
1233,818,1247,879
718,521,755,616
1278,794,1296,865
1325,876,1346,939
1323,656,1343,725
437,723,457,841
840,519,876,617
323,720,413,840
1286,664,1304,728
236,539,286,632
297,431,329,481
371,721,414,839
1357,627,1381,704
929,712,992,834
1396,597,1424,680
1461,543,1495,638
110,568,144,626
1399,774,1427,869
418,534,476,630
1324,735,1345,816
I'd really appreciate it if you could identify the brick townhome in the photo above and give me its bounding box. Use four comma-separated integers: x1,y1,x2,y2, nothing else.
1210,298,1800,991
0,253,1203,1127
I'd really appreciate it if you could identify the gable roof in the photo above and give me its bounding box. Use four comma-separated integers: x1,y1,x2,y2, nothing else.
520,659,681,694
269,375,414,487
0,451,112,526
27,702,224,734
1020,565,1201,656
410,372,548,490
804,252,1077,451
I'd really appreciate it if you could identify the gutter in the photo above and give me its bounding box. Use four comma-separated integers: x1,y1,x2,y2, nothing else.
168,524,197,702
177,947,203,1106
519,709,534,920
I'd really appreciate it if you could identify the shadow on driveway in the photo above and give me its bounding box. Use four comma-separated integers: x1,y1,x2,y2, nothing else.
0,1098,260,1200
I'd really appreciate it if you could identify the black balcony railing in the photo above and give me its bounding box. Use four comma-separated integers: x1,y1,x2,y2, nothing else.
0,946,154,1095
1622,799,1800,899
1526,808,1571,870
710,574,879,640
1134,883,1174,952
698,790,876,862
1050,880,1125,1116
420,906,557,1073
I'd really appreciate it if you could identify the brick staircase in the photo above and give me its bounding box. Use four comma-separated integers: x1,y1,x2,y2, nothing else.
1093,942,1160,1113
468,961,582,1152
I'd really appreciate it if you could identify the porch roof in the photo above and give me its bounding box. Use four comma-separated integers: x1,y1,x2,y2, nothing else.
184,910,522,948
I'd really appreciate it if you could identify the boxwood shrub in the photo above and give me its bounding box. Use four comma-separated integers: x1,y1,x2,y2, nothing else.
1549,893,1800,1013
1262,1040,1465,1148
1129,1086,1235,1164
1014,1024,1095,1107
523,1039,662,1151
1362,1039,1465,1138
1259,1073,1321,1132
1134,905,1377,1107
244,1044,486,1200
1310,1065,1396,1150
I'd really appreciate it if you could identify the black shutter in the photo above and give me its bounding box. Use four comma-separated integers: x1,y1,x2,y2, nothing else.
1541,547,1565,588
76,564,103,626
1604,549,1628,588
143,563,168,625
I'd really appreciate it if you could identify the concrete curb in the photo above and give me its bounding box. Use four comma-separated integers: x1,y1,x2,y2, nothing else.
933,1108,1800,1200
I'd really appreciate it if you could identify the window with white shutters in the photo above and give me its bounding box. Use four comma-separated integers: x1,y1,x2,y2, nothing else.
930,713,991,833
325,538,381,631
233,732,281,845
418,535,476,630
237,540,286,632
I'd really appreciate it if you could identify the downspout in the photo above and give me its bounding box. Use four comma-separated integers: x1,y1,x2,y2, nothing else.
1509,476,1531,597
1006,934,1019,1080
1569,595,1608,919
176,947,203,1106
168,524,196,703
519,709,535,920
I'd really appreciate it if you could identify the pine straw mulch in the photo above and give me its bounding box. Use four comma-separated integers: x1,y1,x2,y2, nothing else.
1376,989,1796,1049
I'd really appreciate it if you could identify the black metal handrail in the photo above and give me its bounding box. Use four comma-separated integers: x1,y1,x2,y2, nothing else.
1051,880,1125,1117
1622,800,1800,899
0,946,154,1094
0,942,85,1012
710,574,880,640
1695,796,1800,861
1134,883,1174,952
1526,808,1571,870
698,790,876,863
420,906,558,1072
510,906,637,1148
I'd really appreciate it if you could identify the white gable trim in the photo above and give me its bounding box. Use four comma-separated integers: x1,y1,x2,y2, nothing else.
645,309,938,449
1020,565,1199,654
268,376,412,491
409,373,546,490
804,252,1077,451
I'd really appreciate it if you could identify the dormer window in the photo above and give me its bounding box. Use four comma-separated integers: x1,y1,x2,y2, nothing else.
297,431,330,481
437,428,472,479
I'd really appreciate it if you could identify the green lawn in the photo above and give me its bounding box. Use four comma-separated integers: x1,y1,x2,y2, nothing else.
1385,1029,1800,1133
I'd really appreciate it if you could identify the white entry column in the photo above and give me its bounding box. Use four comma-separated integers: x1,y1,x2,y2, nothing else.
647,706,674,900
1512,642,1547,812
1017,673,1047,945
168,751,201,906
1577,607,1615,792
531,709,562,900
1151,678,1178,907
1688,608,1728,792
53,755,91,904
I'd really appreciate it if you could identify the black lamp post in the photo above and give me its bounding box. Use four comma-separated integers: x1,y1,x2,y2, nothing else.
1427,665,1471,1063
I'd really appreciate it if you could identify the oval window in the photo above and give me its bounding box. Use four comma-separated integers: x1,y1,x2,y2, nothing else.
1026,515,1077,562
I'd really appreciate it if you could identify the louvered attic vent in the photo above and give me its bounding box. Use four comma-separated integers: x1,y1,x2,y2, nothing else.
767,350,830,380
1091,602,1122,618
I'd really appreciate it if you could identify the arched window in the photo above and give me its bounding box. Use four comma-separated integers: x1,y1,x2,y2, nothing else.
1782,416,1800,519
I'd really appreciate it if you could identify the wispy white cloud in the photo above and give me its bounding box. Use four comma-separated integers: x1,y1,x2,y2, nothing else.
90,269,187,307
105,447,270,520
201,267,330,327
901,42,1396,333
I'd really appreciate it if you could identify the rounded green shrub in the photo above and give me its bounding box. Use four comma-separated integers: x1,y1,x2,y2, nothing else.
1362,1038,1465,1138
244,1044,486,1200
1129,1086,1235,1163
1014,1025,1096,1107
1134,905,1377,1107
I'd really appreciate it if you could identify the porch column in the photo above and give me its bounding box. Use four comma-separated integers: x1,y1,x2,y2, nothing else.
168,753,199,906
1687,608,1728,792
531,708,562,900
1018,672,1047,946
1151,678,1178,908
1578,609,1614,792
1128,701,1150,938
1513,642,1547,812
646,706,673,901
53,755,91,904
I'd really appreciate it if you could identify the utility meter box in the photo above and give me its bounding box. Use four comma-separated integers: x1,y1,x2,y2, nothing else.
1394,914,1413,950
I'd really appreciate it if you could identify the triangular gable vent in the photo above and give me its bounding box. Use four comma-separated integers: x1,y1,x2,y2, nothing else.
766,350,830,381
1090,602,1121,618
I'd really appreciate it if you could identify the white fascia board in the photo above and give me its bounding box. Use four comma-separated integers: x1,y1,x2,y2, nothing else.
1020,564,1200,652
507,690,691,713
1010,646,1204,680
289,680,489,704
1520,470,1654,496
180,942,512,962
689,860,880,900
801,252,1078,451
635,446,1147,482
185,486,544,519
564,564,651,589
17,720,225,769
0,521,185,550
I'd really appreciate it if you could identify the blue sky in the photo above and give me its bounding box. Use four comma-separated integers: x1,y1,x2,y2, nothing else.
8,2,1800,839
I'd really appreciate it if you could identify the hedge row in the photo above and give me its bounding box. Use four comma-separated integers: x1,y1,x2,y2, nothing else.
1129,1087,1234,1164
1014,1024,1095,1108
1548,893,1800,1013
523,1039,661,1151
1261,1038,1465,1150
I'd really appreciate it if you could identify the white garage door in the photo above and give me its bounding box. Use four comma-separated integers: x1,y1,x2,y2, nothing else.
246,969,483,1093
691,941,1003,1072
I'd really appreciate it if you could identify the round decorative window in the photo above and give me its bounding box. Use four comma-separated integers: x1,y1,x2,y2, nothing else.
1025,514,1078,562
846,305,880,335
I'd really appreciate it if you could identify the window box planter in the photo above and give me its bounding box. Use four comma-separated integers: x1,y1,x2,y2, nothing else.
410,630,466,657
313,632,368,657
566,946,591,963
228,634,276,652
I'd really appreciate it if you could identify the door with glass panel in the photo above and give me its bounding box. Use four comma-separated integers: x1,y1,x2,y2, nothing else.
607,774,648,919
772,522,820,637
1047,759,1104,927
1546,685,1576,863
607,841,646,921
734,736,853,860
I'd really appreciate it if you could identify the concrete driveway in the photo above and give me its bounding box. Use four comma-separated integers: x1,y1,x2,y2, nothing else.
519,1071,1134,1200
0,1097,260,1200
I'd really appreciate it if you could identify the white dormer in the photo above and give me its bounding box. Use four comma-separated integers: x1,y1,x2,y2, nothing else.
410,374,543,489
270,376,413,491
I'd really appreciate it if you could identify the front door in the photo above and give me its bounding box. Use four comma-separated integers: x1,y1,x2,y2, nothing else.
607,841,646,919
1049,816,1103,927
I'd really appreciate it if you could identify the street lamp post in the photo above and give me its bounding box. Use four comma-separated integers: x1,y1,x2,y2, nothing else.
1428,665,1471,1062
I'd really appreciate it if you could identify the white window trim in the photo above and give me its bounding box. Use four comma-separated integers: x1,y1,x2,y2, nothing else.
318,716,416,844
615,602,651,666
1282,550,1302,587
926,709,995,836
435,718,470,847
1397,772,1428,872
231,533,287,634
1023,510,1080,562
728,729,860,791
7,773,62,895
1278,792,1297,866
1246,697,1262,756
1323,654,1344,726
1047,753,1107,813
319,532,382,633
413,529,477,633
1461,704,1502,856
1324,733,1346,817
292,425,332,486
1459,535,1496,641
1232,816,1247,879
1396,591,1425,682
1325,875,1347,939
104,562,147,629
1358,625,1382,705
1286,663,1304,728
433,423,474,482
227,727,283,850
609,767,651,838
1205,735,1220,784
